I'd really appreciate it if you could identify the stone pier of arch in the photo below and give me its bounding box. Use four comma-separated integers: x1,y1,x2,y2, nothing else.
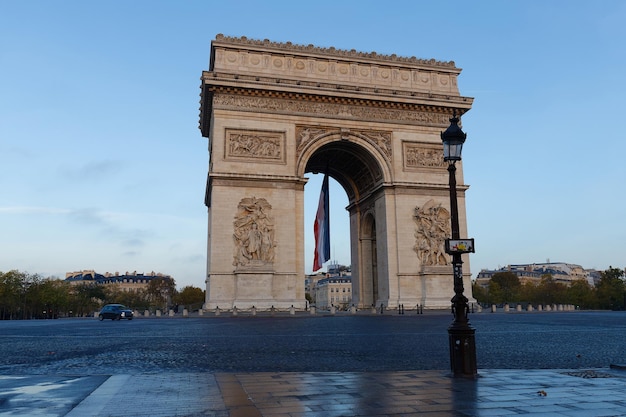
199,35,476,311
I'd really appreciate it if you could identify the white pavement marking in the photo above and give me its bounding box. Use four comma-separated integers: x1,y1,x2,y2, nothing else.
65,375,130,417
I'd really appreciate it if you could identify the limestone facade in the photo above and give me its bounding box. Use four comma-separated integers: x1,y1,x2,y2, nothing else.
199,34,475,310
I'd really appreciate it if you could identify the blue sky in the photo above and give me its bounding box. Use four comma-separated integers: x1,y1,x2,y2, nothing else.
1,1,624,289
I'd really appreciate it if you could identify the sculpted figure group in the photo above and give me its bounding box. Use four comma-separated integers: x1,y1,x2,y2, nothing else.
413,199,451,266
233,197,276,267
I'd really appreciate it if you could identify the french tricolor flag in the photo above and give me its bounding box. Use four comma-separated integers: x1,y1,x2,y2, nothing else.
313,173,330,271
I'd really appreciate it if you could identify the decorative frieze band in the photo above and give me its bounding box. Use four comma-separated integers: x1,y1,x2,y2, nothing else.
213,94,450,127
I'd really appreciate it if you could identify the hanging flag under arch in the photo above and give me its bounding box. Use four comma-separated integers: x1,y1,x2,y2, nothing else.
313,173,330,271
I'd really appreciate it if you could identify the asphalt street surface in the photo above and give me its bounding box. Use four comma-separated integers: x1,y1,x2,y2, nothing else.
1,311,625,375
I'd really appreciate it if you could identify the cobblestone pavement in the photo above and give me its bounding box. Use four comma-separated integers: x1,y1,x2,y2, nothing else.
1,311,625,374
2,312,626,416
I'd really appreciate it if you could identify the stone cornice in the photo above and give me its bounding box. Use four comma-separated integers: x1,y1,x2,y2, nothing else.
209,172,306,184
202,71,473,109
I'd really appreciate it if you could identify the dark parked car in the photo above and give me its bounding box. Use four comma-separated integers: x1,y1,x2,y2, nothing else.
98,304,134,321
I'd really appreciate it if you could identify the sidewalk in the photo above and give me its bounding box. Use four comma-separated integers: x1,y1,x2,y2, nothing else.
2,368,626,416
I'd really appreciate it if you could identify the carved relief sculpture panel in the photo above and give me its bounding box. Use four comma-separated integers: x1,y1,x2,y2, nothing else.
233,197,276,267
403,142,446,170
413,199,451,266
225,129,285,163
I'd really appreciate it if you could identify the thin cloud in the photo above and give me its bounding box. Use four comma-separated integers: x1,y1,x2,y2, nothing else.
57,159,123,182
67,207,110,226
0,206,68,215
122,238,146,248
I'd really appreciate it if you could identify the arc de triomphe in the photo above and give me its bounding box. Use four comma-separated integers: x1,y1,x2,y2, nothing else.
199,35,474,311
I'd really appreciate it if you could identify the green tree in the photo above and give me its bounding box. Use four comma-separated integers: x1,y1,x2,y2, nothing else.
24,278,72,318
173,286,205,309
489,272,521,303
0,270,27,319
471,281,488,305
596,266,626,310
22,273,46,319
536,274,566,306
71,283,107,316
565,279,595,309
487,280,504,305
113,287,148,311
518,281,538,304
144,277,177,310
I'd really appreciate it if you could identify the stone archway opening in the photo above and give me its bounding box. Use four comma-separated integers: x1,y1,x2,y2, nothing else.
305,139,384,203
304,138,385,309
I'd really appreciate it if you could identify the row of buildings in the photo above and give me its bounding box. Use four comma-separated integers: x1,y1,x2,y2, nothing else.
66,261,604,309
474,262,602,288
65,270,173,292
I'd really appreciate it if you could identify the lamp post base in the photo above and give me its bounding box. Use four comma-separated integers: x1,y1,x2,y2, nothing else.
448,324,477,377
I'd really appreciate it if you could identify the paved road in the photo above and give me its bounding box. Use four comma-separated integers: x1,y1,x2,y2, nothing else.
1,311,625,375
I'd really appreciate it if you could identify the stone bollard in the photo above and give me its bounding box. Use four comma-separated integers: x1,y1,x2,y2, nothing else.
477,304,482,313
156,310,162,317
94,312,98,318
527,304,533,312
537,305,543,311
504,304,510,312
545,305,552,311
491,304,497,313
251,306,257,316
183,308,189,317
289,305,295,316
330,305,336,315
232,306,238,316
516,304,522,312
144,310,150,317
169,309,175,317
198,309,204,316
350,305,356,314
310,306,316,315
558,304,563,311
215,307,220,316
371,305,377,314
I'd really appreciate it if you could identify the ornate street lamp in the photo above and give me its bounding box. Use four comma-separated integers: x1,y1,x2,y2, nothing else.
441,112,477,377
